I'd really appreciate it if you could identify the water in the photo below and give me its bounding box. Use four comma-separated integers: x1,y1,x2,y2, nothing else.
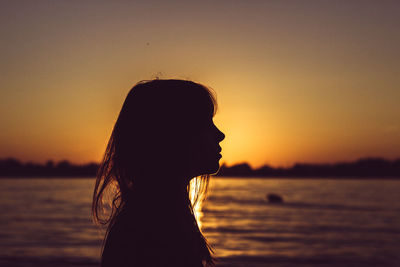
203,178,400,266
0,178,399,266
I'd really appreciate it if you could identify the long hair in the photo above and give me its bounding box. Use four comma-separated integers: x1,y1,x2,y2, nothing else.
92,79,218,265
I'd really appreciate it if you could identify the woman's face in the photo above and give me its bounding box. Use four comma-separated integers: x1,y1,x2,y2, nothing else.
188,116,225,177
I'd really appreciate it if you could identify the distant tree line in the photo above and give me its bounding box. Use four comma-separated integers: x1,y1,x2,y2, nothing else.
0,157,399,178
216,157,400,178
0,158,98,177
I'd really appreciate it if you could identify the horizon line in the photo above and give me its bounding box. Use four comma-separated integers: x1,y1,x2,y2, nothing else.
1,156,399,169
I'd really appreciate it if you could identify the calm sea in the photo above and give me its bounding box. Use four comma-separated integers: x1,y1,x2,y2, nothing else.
0,178,399,267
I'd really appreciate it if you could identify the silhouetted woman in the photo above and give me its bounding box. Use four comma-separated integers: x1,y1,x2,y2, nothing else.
92,79,225,267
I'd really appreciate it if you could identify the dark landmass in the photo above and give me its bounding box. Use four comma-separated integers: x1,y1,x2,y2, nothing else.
0,159,98,178
216,157,400,178
0,157,399,178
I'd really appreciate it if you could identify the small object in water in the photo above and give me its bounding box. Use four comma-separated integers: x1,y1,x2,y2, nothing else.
266,193,283,203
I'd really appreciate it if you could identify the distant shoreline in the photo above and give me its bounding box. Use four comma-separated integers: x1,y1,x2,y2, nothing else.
1,157,399,178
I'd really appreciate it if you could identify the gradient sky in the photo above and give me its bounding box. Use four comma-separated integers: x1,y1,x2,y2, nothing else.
1,0,399,167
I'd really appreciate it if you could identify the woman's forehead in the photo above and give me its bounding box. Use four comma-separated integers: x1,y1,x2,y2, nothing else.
126,79,217,120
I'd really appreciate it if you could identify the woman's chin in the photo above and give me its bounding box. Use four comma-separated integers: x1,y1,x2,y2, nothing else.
199,161,221,176
189,156,222,177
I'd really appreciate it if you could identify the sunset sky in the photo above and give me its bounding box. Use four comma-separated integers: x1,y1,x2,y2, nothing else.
1,1,399,168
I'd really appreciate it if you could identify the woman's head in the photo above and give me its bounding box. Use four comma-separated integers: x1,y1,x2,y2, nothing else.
93,79,224,235
113,79,225,184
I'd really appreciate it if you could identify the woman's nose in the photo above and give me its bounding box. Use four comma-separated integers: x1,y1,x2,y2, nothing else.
216,127,225,142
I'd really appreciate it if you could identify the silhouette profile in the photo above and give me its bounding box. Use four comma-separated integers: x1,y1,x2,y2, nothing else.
92,79,225,267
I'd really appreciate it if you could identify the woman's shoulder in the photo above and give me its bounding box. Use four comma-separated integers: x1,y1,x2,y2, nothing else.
101,206,205,267
101,209,144,265
101,208,170,266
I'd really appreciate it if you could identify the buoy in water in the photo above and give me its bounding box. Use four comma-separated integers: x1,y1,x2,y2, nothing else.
266,193,283,203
